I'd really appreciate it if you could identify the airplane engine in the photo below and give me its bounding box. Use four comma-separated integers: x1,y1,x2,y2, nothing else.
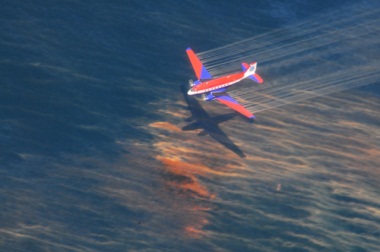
202,93,215,101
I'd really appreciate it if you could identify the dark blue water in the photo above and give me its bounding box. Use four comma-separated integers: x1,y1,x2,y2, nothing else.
1,1,379,251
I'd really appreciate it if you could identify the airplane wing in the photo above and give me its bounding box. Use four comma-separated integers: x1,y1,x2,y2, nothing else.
215,95,255,119
186,48,213,80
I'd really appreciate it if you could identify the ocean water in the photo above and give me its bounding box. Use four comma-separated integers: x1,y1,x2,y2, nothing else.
1,1,379,251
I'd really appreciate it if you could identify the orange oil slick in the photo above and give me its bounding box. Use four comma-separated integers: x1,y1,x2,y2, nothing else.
185,225,208,238
158,156,216,199
148,121,182,132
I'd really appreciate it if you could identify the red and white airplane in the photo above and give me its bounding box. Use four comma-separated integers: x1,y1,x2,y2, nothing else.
186,48,263,119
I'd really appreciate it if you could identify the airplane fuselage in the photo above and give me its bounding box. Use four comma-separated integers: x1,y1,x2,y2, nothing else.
187,72,245,95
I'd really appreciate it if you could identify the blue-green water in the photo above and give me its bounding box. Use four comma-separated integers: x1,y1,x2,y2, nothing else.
1,1,379,251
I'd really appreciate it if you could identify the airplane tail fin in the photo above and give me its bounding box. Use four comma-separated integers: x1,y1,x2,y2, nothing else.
242,62,263,84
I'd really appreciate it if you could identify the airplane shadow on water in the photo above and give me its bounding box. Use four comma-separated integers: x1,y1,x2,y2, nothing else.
180,84,247,158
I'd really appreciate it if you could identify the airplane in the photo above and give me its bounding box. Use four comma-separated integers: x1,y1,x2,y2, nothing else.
186,47,263,119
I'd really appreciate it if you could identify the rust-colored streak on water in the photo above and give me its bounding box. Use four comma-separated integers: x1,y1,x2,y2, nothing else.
149,122,182,132
148,112,248,238
146,91,380,247
158,156,216,199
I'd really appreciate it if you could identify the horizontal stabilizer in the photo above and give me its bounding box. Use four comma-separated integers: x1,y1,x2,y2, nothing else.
249,73,263,84
241,62,249,71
